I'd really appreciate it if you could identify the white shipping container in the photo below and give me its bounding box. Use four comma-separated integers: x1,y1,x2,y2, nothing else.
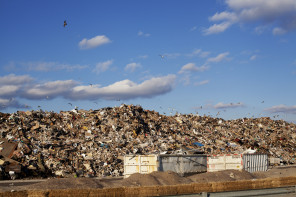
269,157,281,165
158,155,207,176
207,154,243,172
124,155,158,178
243,154,268,173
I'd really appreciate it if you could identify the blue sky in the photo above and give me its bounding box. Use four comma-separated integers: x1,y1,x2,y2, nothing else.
1,0,296,123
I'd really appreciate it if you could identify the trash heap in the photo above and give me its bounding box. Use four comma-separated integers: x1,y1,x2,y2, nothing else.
0,104,295,179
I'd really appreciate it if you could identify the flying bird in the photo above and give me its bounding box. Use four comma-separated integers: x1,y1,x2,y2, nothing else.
159,54,166,59
261,101,264,103
64,20,67,27
68,103,72,106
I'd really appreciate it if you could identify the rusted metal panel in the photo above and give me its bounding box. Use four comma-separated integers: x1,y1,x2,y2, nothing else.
5,163,21,173
0,138,18,158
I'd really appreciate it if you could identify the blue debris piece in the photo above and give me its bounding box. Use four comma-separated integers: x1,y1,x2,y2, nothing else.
193,142,204,147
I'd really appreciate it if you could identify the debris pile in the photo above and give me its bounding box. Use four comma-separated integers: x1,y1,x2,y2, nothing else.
0,104,295,179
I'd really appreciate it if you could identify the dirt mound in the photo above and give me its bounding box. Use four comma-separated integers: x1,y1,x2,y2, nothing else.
120,171,192,187
2,167,296,192
17,178,103,190
149,171,192,185
253,166,296,179
188,170,256,182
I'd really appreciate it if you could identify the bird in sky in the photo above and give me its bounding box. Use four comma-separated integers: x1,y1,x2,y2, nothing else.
68,102,72,106
261,101,264,103
64,20,67,27
159,54,166,59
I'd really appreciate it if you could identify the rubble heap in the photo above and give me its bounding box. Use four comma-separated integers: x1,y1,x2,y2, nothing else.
0,104,295,179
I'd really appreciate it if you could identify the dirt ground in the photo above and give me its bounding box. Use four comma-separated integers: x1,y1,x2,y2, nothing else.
1,165,296,192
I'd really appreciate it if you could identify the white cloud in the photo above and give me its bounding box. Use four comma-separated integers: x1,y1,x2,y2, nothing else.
93,60,113,74
180,74,191,86
200,51,211,58
24,62,88,72
0,98,26,109
210,11,238,22
79,35,111,49
205,0,296,35
23,80,78,99
138,55,148,59
194,80,209,86
186,49,210,58
0,74,32,85
163,53,181,59
125,62,141,72
250,55,257,61
255,26,268,34
138,31,151,37
0,98,11,107
178,63,209,74
5,62,88,72
264,104,296,114
203,22,233,35
214,102,244,109
69,74,176,100
207,52,230,63
0,85,20,97
190,26,197,31
0,74,176,109
273,27,287,35
0,75,30,109
190,49,201,56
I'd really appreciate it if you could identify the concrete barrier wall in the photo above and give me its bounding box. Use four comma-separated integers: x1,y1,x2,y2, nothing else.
1,176,296,197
